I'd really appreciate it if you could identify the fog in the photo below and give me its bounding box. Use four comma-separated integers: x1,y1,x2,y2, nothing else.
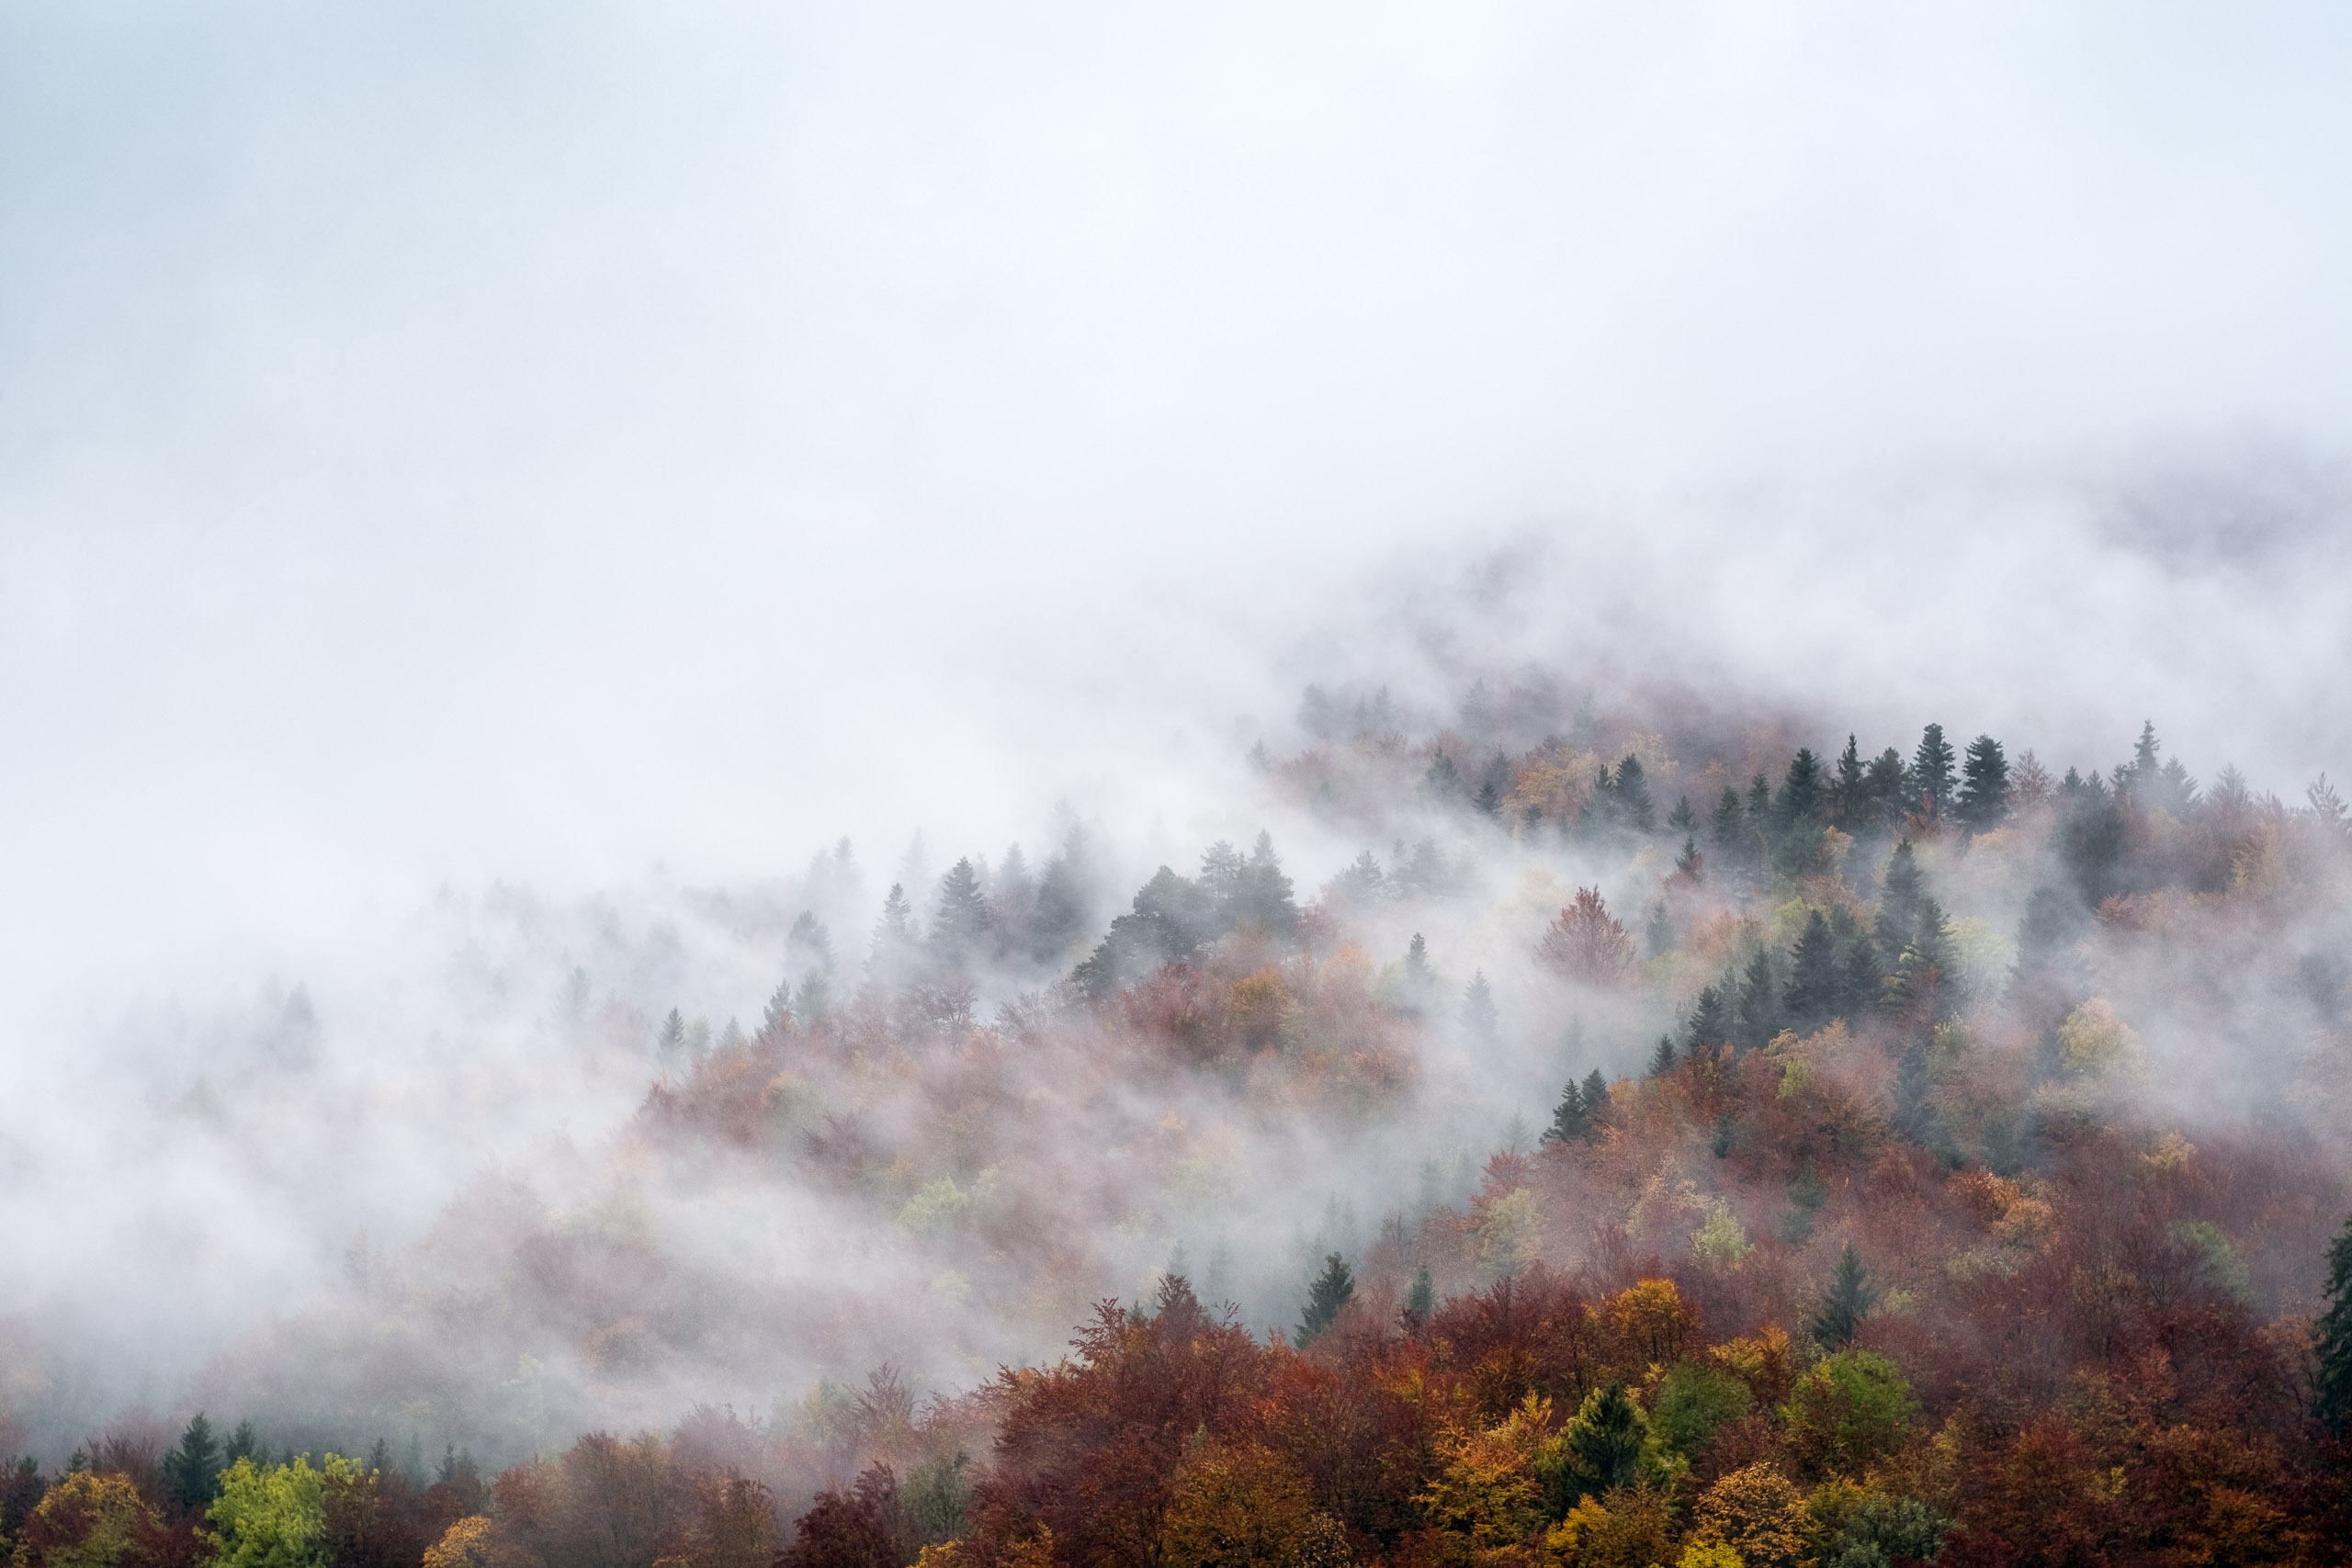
3,0,2350,1472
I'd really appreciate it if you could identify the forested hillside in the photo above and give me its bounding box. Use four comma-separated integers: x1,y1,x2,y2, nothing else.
9,688,2352,1567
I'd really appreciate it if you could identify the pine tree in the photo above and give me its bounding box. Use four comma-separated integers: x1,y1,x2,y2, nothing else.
1461,972,1500,1043
2315,1209,2352,1436
1956,735,2011,833
1735,950,1781,1049
929,858,992,969
1811,1242,1877,1348
163,1413,221,1513
1912,725,1958,818
1644,901,1675,958
1614,756,1656,834
1783,909,1841,1034
1296,1252,1357,1346
1647,1035,1678,1077
1684,985,1729,1054
1710,787,1745,852
1404,1265,1436,1327
1544,1079,1588,1144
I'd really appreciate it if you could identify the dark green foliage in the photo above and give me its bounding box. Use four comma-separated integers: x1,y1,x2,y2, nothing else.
1862,746,1909,829
1651,1360,1753,1459
1548,1382,1646,1506
1879,839,1925,960
2117,720,2199,818
1840,937,1883,1020
1030,828,1094,964
1888,897,1954,1021
1957,734,2010,833
1644,901,1675,958
656,1008,687,1066
226,1421,258,1469
1912,724,1958,818
163,1413,220,1513
1783,909,1841,1034
1735,949,1781,1049
1710,786,1745,854
1711,1113,1736,1158
1684,984,1729,1053
1815,1491,1948,1568
1894,1043,1931,1141
1779,747,1825,826
1074,866,1209,994
2009,884,2085,1019
870,884,923,983
1404,1265,1435,1326
929,858,992,970
1402,932,1435,1013
2316,1209,2352,1436
900,1452,973,1549
761,976,795,1035
1613,756,1655,834
2057,769,2127,904
1229,832,1298,934
1461,972,1499,1043
1668,795,1697,833
1648,1035,1677,1077
1812,1241,1877,1348
1474,779,1503,818
1582,1069,1608,1126
1674,835,1702,880
1423,750,1460,798
1831,735,1867,824
1,1456,40,1540
1544,1078,1589,1144
1296,1252,1357,1346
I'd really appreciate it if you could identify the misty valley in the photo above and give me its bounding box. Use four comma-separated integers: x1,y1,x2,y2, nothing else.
8,686,2352,1568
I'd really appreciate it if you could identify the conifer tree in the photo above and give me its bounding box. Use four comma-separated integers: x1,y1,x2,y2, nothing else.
163,1413,221,1513
761,977,795,1036
929,858,992,971
1710,787,1745,852
1783,909,1841,1034
1648,1035,1678,1077
1402,933,1435,1016
1956,735,2011,833
1779,749,1825,827
1879,840,1925,961
1735,950,1781,1049
657,1009,687,1070
1668,795,1697,833
1423,751,1460,799
1238,831,1299,934
1614,756,1656,834
1840,937,1883,1019
2315,1209,2352,1436
869,885,922,982
1675,836,1703,881
1404,1265,1435,1326
1296,1252,1357,1346
1684,985,1729,1054
1474,779,1502,818
1031,827,1093,965
1560,1383,1648,1501
1831,735,1867,823
1863,747,1909,829
1461,972,1500,1043
1644,901,1675,958
1581,1069,1608,1126
1913,725,1958,818
1812,1242,1877,1348
1544,1079,1587,1144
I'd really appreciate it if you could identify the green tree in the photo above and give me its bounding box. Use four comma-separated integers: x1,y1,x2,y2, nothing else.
1668,795,1697,833
1474,778,1503,818
1778,749,1824,827
1237,832,1297,934
1735,950,1780,1050
869,884,922,983
1811,1242,1877,1349
2316,1208,2352,1437
1684,985,1729,1054
1544,1080,1589,1144
1295,1253,1357,1347
1956,734,2010,833
208,1454,337,1568
1536,1382,1672,1511
1861,747,1909,829
1614,756,1656,834
1404,1265,1436,1326
1782,910,1840,1035
1781,1351,1917,1479
1423,751,1460,799
1644,902,1675,958
1030,827,1094,965
1461,973,1500,1044
1401,933,1436,1017
1830,735,1867,824
1839,938,1883,1021
929,858,992,970
1675,836,1703,881
1878,840,1924,962
1647,1035,1678,1077
1581,1069,1608,1127
1651,1361,1753,1460
1710,787,1746,857
164,1413,222,1514
1911,725,1957,818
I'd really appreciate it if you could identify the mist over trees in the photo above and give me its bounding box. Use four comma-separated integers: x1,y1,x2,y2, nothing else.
8,682,2352,1568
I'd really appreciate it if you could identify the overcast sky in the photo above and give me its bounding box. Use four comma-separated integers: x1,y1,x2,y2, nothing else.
5,1,2351,1018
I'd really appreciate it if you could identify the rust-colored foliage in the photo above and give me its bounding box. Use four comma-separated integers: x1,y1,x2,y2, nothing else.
1537,888,1637,987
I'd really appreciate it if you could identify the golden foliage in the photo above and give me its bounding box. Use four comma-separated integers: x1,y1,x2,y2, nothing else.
1544,1484,1673,1568
1690,1463,1810,1568
422,1516,496,1568
1158,1442,1314,1568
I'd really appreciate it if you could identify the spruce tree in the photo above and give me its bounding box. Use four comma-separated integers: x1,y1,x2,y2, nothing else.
1648,1034,1678,1077
1562,1383,1647,1500
1783,909,1841,1034
1831,735,1866,824
1913,725,1959,818
1544,1079,1588,1144
1675,836,1703,881
163,1413,221,1513
1404,1265,1436,1326
1238,832,1299,934
1296,1252,1357,1346
1863,747,1909,829
1778,748,1825,827
1668,795,1697,833
2314,1209,2352,1436
1031,828,1092,965
1474,779,1502,818
1956,735,2011,833
1644,901,1675,958
1840,937,1884,1019
1613,756,1656,834
1710,787,1745,852
1684,985,1729,1054
1581,1069,1609,1126
1735,949,1781,1049
1879,840,1925,959
929,858,992,970
1423,751,1460,798
1403,933,1435,1016
1461,972,1500,1043
761,977,795,1036
869,885,922,982
1812,1242,1877,1348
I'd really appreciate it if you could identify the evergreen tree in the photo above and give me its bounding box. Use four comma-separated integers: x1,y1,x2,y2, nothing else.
1710,787,1745,853
1735,950,1781,1049
1840,937,1883,1020
761,976,795,1036
1473,778,1502,818
1778,748,1825,827
1581,1069,1609,1127
1647,1034,1678,1077
1544,1079,1588,1144
1461,972,1500,1043
2057,770,2128,905
1296,1252,1357,1346
2315,1209,2352,1436
1404,1265,1436,1326
1912,725,1958,818
1863,747,1909,829
1879,840,1925,960
656,1009,687,1070
163,1413,221,1513
1644,901,1675,958
1613,756,1656,834
1956,734,2011,833
225,1422,258,1470
1402,933,1435,1016
1559,1383,1648,1502
929,858,992,970
2010,884,2086,1020
1783,909,1841,1034
869,884,922,982
1423,751,1461,799
1031,827,1093,965
1684,985,1729,1054
1811,1242,1877,1348
1831,735,1867,824
1894,1043,1932,1142
1675,836,1703,881
1668,795,1697,833
1238,831,1299,934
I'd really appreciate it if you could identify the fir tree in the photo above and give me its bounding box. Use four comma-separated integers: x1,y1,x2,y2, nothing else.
1238,831,1299,934
1559,1383,1648,1502
1474,779,1503,818
1461,972,1500,1043
1812,1241,1877,1348
1862,747,1909,829
1031,827,1093,965
1647,1034,1678,1077
1668,795,1697,833
1913,724,1958,818
1675,836,1703,881
1735,949,1781,1049
869,884,922,982
761,976,795,1036
1402,933,1435,1016
1684,985,1729,1055
1404,1265,1435,1327
1710,786,1745,853
1956,734,2011,833
1544,1079,1588,1144
1879,840,1925,961
1422,750,1460,799
2315,1209,2352,1436
1840,937,1884,1020
1783,909,1841,1034
1613,756,1656,834
656,1009,687,1070
1779,748,1825,827
1831,735,1867,824
1296,1252,1357,1346
1581,1069,1609,1127
163,1413,221,1513
1644,901,1675,958
929,858,992,970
